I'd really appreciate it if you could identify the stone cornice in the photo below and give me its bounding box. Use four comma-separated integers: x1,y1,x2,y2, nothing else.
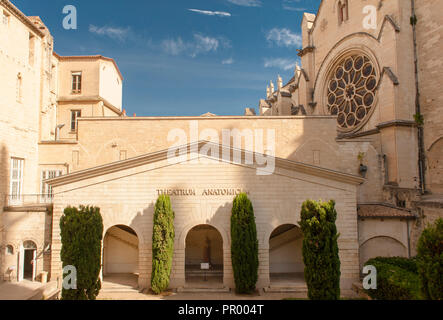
46,141,364,188
3,204,51,212
0,0,45,37
376,120,416,130
53,52,124,80
57,96,122,116
77,115,337,121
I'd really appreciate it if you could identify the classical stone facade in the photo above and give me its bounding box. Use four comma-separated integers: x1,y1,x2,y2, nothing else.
0,0,442,296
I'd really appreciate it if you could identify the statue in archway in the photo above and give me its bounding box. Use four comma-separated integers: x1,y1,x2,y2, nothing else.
203,236,211,265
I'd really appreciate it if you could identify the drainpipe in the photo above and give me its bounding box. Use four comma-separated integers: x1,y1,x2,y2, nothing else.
411,0,426,194
406,219,411,258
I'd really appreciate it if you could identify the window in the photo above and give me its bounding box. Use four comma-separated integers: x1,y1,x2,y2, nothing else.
16,73,22,103
71,72,82,93
338,0,349,24
29,33,35,66
9,158,24,204
326,53,378,131
2,11,10,26
70,110,81,131
6,245,14,255
41,170,63,201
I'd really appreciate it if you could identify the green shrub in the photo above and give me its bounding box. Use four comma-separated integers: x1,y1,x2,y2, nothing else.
230,193,259,294
416,218,443,300
151,195,175,294
364,258,421,300
299,199,341,300
367,256,418,274
60,205,103,300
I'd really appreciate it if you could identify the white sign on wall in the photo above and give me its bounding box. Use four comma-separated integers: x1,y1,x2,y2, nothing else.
200,263,210,270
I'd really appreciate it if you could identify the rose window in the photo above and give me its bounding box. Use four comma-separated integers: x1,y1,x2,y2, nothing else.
327,54,378,130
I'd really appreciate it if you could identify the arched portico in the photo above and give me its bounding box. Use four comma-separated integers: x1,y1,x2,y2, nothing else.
172,222,231,289
102,225,139,290
268,224,305,286
185,224,224,288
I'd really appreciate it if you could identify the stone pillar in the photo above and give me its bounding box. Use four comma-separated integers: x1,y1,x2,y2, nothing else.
257,246,270,290
138,243,151,289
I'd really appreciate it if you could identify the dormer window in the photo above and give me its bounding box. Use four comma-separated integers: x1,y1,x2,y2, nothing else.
72,72,82,94
338,0,349,24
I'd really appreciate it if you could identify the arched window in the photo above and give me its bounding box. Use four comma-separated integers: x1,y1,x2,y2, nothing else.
338,0,349,24
6,245,14,255
23,240,37,250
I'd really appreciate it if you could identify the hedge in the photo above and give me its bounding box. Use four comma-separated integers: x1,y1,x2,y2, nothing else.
299,199,341,300
416,218,443,300
231,193,259,294
60,205,103,300
364,257,421,300
151,195,175,294
367,256,418,274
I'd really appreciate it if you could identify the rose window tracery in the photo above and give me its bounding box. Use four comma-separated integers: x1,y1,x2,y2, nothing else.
327,54,378,131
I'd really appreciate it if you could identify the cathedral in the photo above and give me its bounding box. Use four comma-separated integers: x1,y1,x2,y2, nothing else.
0,0,441,296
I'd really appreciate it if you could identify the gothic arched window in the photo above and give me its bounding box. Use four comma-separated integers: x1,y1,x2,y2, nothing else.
338,0,349,24
327,53,378,131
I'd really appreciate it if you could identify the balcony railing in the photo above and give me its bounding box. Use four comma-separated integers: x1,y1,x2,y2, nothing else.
4,194,54,207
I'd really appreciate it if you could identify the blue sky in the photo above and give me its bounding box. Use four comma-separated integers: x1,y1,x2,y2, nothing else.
14,0,321,116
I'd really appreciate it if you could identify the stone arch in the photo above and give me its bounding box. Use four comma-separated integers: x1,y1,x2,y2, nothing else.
92,137,138,166
268,224,305,286
359,236,407,267
262,219,301,250
427,137,443,193
178,221,229,250
291,138,340,169
102,224,140,289
102,212,145,245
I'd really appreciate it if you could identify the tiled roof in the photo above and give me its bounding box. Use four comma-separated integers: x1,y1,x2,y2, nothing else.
358,204,416,219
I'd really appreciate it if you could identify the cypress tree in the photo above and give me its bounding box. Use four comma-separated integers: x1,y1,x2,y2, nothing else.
230,193,259,294
60,205,103,300
151,194,175,294
416,218,443,300
299,199,341,300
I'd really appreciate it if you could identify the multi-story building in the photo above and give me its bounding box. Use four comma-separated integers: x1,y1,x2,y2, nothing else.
0,0,441,296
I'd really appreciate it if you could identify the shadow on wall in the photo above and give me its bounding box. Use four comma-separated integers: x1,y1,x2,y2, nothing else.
0,144,8,210
0,144,7,280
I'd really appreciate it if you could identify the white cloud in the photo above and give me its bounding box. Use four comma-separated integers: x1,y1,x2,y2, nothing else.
188,9,231,17
264,58,297,71
162,38,187,56
222,58,234,65
162,34,230,58
192,34,220,57
227,0,262,7
89,25,130,41
282,0,306,11
266,28,302,47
